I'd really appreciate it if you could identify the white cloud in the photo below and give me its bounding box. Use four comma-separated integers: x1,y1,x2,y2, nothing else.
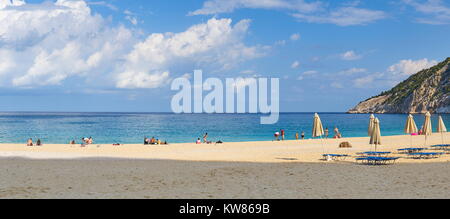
0,0,135,87
0,1,266,89
330,82,344,89
339,67,367,75
291,61,300,69
297,70,317,80
351,58,438,89
189,0,321,15
87,1,118,11
190,0,386,26
403,0,450,24
387,58,437,76
353,74,380,88
125,16,138,25
290,33,300,41
116,18,267,89
293,7,386,26
0,0,24,9
340,50,362,61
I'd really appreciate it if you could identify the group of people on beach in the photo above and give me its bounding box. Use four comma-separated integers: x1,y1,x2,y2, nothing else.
275,127,343,141
144,137,168,145
67,137,94,147
196,133,223,144
27,138,42,146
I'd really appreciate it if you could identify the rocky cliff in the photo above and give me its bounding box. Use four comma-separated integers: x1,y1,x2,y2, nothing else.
348,57,450,114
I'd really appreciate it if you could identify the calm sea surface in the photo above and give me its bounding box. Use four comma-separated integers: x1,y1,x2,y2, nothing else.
0,112,448,144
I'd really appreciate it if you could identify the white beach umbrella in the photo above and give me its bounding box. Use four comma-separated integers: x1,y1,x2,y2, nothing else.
312,113,325,153
437,115,447,144
422,112,433,147
368,114,375,136
404,114,418,147
312,113,325,138
370,118,381,151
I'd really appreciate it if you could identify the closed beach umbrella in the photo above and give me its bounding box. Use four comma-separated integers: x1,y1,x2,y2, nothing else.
312,113,324,138
437,115,447,144
312,113,325,154
405,114,418,134
437,116,447,133
405,114,418,147
370,118,381,151
422,112,433,146
368,114,375,136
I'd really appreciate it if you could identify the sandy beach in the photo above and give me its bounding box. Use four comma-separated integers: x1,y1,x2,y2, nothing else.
1,133,449,199
1,133,449,163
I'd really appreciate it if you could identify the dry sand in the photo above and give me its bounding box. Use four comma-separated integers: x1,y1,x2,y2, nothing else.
0,159,449,199
0,133,449,199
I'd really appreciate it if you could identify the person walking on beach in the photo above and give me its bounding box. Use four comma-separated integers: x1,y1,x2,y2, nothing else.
334,127,342,139
274,132,280,141
301,131,305,140
295,132,299,140
203,133,208,143
281,129,285,141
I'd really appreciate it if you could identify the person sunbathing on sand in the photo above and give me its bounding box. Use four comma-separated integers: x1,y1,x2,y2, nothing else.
27,138,33,146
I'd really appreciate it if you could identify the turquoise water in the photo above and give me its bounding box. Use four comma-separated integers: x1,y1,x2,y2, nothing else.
0,112,448,144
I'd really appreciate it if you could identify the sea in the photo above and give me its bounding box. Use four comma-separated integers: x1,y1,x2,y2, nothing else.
0,112,448,144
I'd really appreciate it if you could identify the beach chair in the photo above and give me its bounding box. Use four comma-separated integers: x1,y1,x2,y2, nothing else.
407,152,444,159
398,148,427,154
430,144,450,150
322,154,349,161
356,157,400,165
358,151,392,157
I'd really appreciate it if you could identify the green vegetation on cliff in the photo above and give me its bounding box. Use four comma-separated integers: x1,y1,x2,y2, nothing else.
367,57,450,105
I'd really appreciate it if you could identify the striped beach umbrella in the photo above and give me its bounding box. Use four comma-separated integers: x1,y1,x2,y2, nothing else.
422,112,433,146
437,115,447,144
368,114,375,136
370,118,381,151
405,114,418,147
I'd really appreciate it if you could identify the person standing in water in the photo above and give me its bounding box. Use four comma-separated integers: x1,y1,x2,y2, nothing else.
281,129,285,141
295,132,299,140
325,128,329,139
301,131,305,140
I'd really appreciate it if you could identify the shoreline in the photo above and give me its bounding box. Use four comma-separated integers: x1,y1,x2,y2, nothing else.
2,134,450,199
1,133,449,164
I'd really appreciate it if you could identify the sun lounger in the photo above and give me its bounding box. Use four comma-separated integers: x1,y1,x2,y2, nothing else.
408,152,444,159
322,154,349,161
356,157,400,165
398,148,427,153
430,144,450,150
358,151,392,157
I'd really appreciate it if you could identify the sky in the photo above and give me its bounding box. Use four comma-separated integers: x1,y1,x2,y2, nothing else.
0,0,449,112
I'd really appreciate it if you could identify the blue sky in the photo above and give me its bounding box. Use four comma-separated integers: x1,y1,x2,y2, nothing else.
0,0,449,112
